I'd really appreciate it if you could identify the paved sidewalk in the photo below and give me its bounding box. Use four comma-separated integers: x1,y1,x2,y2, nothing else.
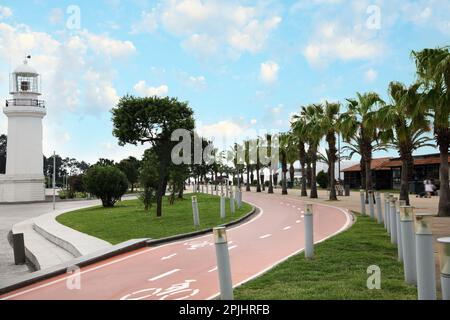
0,199,103,284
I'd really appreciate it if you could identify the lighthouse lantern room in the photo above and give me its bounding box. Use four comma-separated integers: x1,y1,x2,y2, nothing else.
0,56,47,202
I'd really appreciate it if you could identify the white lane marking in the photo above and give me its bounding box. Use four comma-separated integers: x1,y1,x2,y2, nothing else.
161,253,177,261
301,215,305,218
259,234,272,239
283,226,291,230
2,199,265,300
228,245,238,250
280,202,284,204
301,211,304,214
296,220,301,223
208,267,217,273
297,208,302,211
148,269,180,282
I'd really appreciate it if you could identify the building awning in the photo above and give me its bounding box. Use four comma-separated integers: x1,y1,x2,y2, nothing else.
342,154,450,173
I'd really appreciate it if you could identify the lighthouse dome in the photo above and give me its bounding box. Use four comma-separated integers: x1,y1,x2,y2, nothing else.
13,61,38,75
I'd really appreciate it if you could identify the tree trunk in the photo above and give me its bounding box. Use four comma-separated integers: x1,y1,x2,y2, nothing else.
246,166,251,191
156,153,169,218
289,163,295,188
327,132,337,201
306,162,312,189
282,158,288,195
260,174,265,191
256,166,261,192
268,169,274,193
310,150,318,198
299,143,308,197
438,133,450,217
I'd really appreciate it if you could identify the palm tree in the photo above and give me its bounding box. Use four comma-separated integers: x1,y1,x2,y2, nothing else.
412,47,450,217
376,81,433,205
296,104,323,198
319,101,341,201
340,92,384,199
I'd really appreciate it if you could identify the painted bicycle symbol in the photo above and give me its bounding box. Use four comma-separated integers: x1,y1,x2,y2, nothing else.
120,280,200,300
184,240,212,250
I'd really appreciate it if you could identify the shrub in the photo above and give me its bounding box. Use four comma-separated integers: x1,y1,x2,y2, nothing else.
317,170,328,189
83,165,129,207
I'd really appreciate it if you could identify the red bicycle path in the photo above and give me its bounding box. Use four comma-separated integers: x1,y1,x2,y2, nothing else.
1,191,352,300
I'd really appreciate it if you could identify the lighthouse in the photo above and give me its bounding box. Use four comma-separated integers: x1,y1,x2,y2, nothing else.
0,57,46,202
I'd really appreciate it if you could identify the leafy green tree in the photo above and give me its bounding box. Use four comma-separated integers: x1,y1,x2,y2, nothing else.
316,170,328,189
412,47,450,216
140,150,159,211
96,158,115,166
118,156,140,192
84,165,128,207
112,95,195,217
68,174,85,193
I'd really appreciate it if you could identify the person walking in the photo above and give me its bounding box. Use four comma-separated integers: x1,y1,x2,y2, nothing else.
424,179,434,198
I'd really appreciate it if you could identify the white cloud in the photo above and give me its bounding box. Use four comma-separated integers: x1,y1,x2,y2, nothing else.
364,68,378,83
185,75,206,89
260,61,279,84
134,80,169,97
132,0,281,57
303,22,382,67
197,120,247,145
82,31,136,58
131,9,158,34
84,70,120,111
250,119,257,125
0,6,12,19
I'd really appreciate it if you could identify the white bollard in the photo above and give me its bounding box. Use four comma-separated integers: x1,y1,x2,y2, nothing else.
229,190,235,214
360,190,366,215
220,194,226,219
213,227,234,300
389,197,397,244
191,196,200,228
414,213,436,300
400,206,417,285
396,208,403,262
384,194,390,230
304,204,314,259
368,190,375,219
437,237,450,300
376,192,383,224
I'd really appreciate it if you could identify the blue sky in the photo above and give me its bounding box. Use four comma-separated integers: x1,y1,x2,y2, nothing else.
0,0,449,164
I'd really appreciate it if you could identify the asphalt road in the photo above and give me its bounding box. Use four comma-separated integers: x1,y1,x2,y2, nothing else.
1,192,351,300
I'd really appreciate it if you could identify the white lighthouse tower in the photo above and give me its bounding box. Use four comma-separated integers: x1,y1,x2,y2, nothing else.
0,57,46,202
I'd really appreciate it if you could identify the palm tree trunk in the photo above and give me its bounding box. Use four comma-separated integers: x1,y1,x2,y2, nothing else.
438,136,450,217
327,133,337,201
289,163,295,188
256,166,261,192
301,163,307,196
281,157,288,195
306,162,312,189
299,144,308,196
260,173,265,191
246,166,251,191
268,168,274,193
310,157,318,198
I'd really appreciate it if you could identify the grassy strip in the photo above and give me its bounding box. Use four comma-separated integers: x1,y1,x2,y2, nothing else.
57,193,252,245
234,215,417,300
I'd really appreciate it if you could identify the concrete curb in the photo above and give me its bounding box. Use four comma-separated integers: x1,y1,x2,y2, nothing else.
0,238,148,295
0,205,257,296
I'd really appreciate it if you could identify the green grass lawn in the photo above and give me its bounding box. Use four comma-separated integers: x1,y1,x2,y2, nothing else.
57,193,253,245
234,214,417,300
